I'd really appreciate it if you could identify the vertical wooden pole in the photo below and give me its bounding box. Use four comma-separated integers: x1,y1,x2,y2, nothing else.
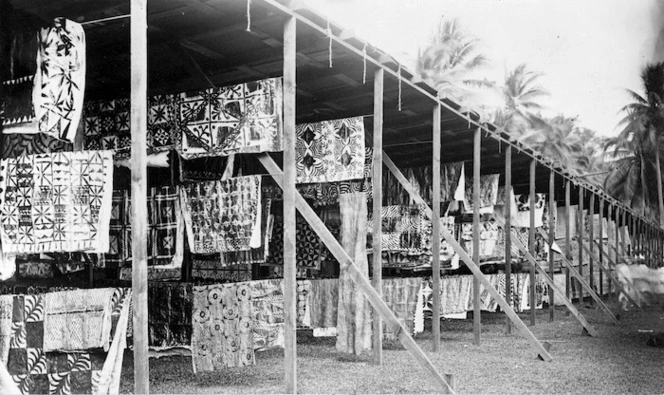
565,180,571,300
548,170,555,321
588,192,595,299
598,197,604,297
473,128,481,345
130,0,149,393
372,68,384,363
529,160,536,324
282,16,297,394
432,104,442,352
622,210,627,257
577,187,584,302
504,145,512,334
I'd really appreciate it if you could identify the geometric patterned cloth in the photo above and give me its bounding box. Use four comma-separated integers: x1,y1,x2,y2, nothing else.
250,280,284,351
0,151,114,254
463,174,500,214
179,78,283,159
192,283,254,373
295,117,365,183
267,215,323,269
190,254,252,283
5,288,130,395
367,205,423,252
1,133,73,160
33,18,85,142
181,175,262,254
381,278,421,339
99,186,184,276
83,94,178,159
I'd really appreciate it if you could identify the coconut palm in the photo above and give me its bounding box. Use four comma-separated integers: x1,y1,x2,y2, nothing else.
494,64,549,138
416,18,492,107
605,62,664,222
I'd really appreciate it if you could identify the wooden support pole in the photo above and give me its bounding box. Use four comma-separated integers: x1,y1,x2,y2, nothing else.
578,187,584,301
282,16,297,394
504,145,512,334
130,1,149,393
432,103,442,352
529,160,536,324
379,153,552,361
589,192,595,299
259,154,456,393
548,170,555,321
493,215,599,336
536,230,620,323
372,68,384,364
622,210,627,257
473,128,481,344
599,197,604,297
565,180,571,300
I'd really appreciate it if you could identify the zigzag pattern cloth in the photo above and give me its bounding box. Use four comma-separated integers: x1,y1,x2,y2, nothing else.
0,151,114,254
295,117,365,183
179,78,283,159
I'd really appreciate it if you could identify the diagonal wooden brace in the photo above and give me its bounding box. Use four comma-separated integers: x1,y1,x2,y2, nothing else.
581,242,645,309
258,154,455,394
534,228,620,324
381,152,553,361
492,215,598,336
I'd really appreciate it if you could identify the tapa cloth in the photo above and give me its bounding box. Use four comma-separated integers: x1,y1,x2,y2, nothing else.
191,283,254,372
295,117,365,183
181,175,262,253
179,78,283,159
0,151,114,254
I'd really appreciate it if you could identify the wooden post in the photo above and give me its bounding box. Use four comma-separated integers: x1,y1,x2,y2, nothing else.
529,160,536,324
588,192,595,300
432,103,442,352
282,15,297,394
623,210,628,257
372,68,384,364
548,170,555,321
565,180,571,300
504,145,512,334
473,128,481,345
578,187,584,302
598,198,604,297
130,0,149,393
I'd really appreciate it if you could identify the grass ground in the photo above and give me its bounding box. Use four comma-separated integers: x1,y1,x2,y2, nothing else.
119,298,664,394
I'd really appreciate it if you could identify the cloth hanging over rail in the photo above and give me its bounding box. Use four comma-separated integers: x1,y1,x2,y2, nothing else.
512,193,546,228
367,205,423,253
381,277,420,340
0,151,114,254
179,78,283,159
32,18,86,142
296,117,365,183
250,279,284,351
460,221,499,260
147,283,193,350
192,282,254,372
1,133,73,159
181,175,262,254
4,288,130,395
463,174,500,214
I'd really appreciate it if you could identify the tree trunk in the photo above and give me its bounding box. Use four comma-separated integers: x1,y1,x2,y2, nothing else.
337,192,372,354
656,146,664,228
641,156,648,216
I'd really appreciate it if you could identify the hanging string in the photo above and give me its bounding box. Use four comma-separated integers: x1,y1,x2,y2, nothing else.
362,43,367,84
326,20,333,68
397,63,402,111
246,0,252,32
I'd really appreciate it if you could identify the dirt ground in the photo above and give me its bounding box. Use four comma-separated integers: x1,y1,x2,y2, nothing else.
119,298,664,394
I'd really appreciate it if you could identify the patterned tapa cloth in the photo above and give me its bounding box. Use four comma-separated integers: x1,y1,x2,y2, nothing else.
147,283,192,349
267,214,324,270
460,221,500,260
381,278,421,339
84,95,178,158
181,175,262,254
0,151,114,254
250,280,284,351
1,134,73,160
463,174,500,214
190,254,252,283
99,186,184,278
367,205,423,253
179,78,283,159
33,18,85,142
192,283,254,372
295,117,365,184
381,162,464,207
2,26,38,127
4,288,131,395
512,193,546,228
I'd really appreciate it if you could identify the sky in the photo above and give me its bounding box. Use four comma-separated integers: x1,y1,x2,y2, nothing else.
305,0,664,136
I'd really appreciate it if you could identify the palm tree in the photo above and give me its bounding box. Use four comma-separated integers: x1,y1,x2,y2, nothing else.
607,62,664,223
416,18,492,107
494,64,549,138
